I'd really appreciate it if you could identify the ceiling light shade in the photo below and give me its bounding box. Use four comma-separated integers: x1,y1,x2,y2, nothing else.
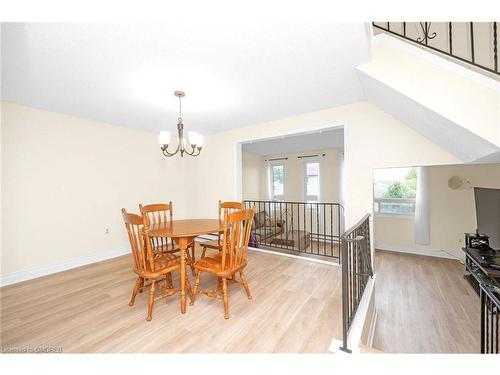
159,91,203,157
159,131,171,145
197,134,204,147
188,131,198,146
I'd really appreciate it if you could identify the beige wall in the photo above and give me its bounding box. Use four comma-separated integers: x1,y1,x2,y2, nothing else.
1,100,463,280
374,163,500,259
242,148,343,203
181,101,461,227
241,152,264,200
1,102,185,277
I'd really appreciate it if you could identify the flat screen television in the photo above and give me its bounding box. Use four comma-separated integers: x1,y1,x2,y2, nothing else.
474,187,500,250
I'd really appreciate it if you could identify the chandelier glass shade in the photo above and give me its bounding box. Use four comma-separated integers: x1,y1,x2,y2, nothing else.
158,91,203,157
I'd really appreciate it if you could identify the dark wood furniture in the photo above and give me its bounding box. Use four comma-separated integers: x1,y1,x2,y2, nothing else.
190,207,255,319
463,246,500,294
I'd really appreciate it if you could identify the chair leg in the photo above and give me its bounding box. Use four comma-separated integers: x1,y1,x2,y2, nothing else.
190,270,201,306
240,271,252,300
185,244,196,277
166,272,173,289
190,244,196,276
222,278,229,319
201,246,207,259
147,279,156,321
138,277,144,293
186,273,194,302
129,277,143,306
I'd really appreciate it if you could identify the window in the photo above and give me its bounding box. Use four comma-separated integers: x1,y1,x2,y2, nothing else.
373,167,417,215
304,160,320,202
269,163,285,200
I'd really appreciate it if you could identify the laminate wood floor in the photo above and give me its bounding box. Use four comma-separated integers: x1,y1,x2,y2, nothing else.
0,248,342,353
372,250,480,353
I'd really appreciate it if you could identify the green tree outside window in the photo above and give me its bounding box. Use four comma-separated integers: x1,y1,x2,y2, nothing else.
383,168,417,199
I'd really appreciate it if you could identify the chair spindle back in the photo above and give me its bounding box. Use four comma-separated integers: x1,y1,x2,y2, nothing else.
140,202,173,226
218,200,244,220
217,201,244,245
121,208,154,273
139,202,175,254
221,207,255,271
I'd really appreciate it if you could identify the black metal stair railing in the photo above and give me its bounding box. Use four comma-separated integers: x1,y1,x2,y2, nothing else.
339,213,373,353
243,200,344,262
373,22,499,76
480,284,499,354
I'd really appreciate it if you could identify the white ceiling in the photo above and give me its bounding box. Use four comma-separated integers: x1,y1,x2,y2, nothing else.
242,128,344,156
1,23,370,134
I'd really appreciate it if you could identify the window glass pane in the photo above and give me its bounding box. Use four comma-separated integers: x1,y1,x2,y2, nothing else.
272,165,284,197
305,162,319,200
306,175,319,196
379,202,415,215
373,167,417,199
306,162,319,176
373,167,417,215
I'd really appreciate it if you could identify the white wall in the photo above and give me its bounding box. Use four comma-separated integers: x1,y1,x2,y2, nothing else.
242,148,343,203
1,102,185,278
374,163,500,259
359,34,500,148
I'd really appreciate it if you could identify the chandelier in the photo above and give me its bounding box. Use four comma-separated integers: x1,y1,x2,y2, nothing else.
158,91,203,157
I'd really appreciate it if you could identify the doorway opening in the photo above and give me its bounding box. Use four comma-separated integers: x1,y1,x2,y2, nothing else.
236,127,345,262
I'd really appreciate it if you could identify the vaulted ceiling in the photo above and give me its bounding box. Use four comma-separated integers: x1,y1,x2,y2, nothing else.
1,23,370,134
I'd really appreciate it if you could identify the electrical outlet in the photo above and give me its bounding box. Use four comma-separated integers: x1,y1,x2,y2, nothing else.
105,228,110,234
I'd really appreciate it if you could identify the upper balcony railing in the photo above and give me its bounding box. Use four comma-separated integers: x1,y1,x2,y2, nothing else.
372,22,499,77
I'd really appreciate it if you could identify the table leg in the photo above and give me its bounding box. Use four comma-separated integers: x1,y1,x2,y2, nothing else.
174,236,193,314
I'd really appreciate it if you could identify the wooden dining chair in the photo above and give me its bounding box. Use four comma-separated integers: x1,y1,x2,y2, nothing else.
122,208,192,321
200,201,244,259
190,206,255,319
139,202,196,276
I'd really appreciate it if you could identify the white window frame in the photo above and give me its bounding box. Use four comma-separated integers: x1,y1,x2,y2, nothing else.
303,158,321,203
268,161,286,201
373,197,416,217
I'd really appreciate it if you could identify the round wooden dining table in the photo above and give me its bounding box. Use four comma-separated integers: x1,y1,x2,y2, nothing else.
143,219,223,314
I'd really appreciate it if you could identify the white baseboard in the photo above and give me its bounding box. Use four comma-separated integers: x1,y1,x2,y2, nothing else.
375,242,462,261
0,247,130,287
1,243,339,287
248,246,340,267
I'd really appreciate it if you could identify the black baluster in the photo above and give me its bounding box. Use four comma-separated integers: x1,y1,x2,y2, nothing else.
470,22,475,63
494,22,498,72
449,22,453,55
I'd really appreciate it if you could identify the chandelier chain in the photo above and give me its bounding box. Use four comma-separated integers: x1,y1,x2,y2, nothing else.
178,95,182,123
